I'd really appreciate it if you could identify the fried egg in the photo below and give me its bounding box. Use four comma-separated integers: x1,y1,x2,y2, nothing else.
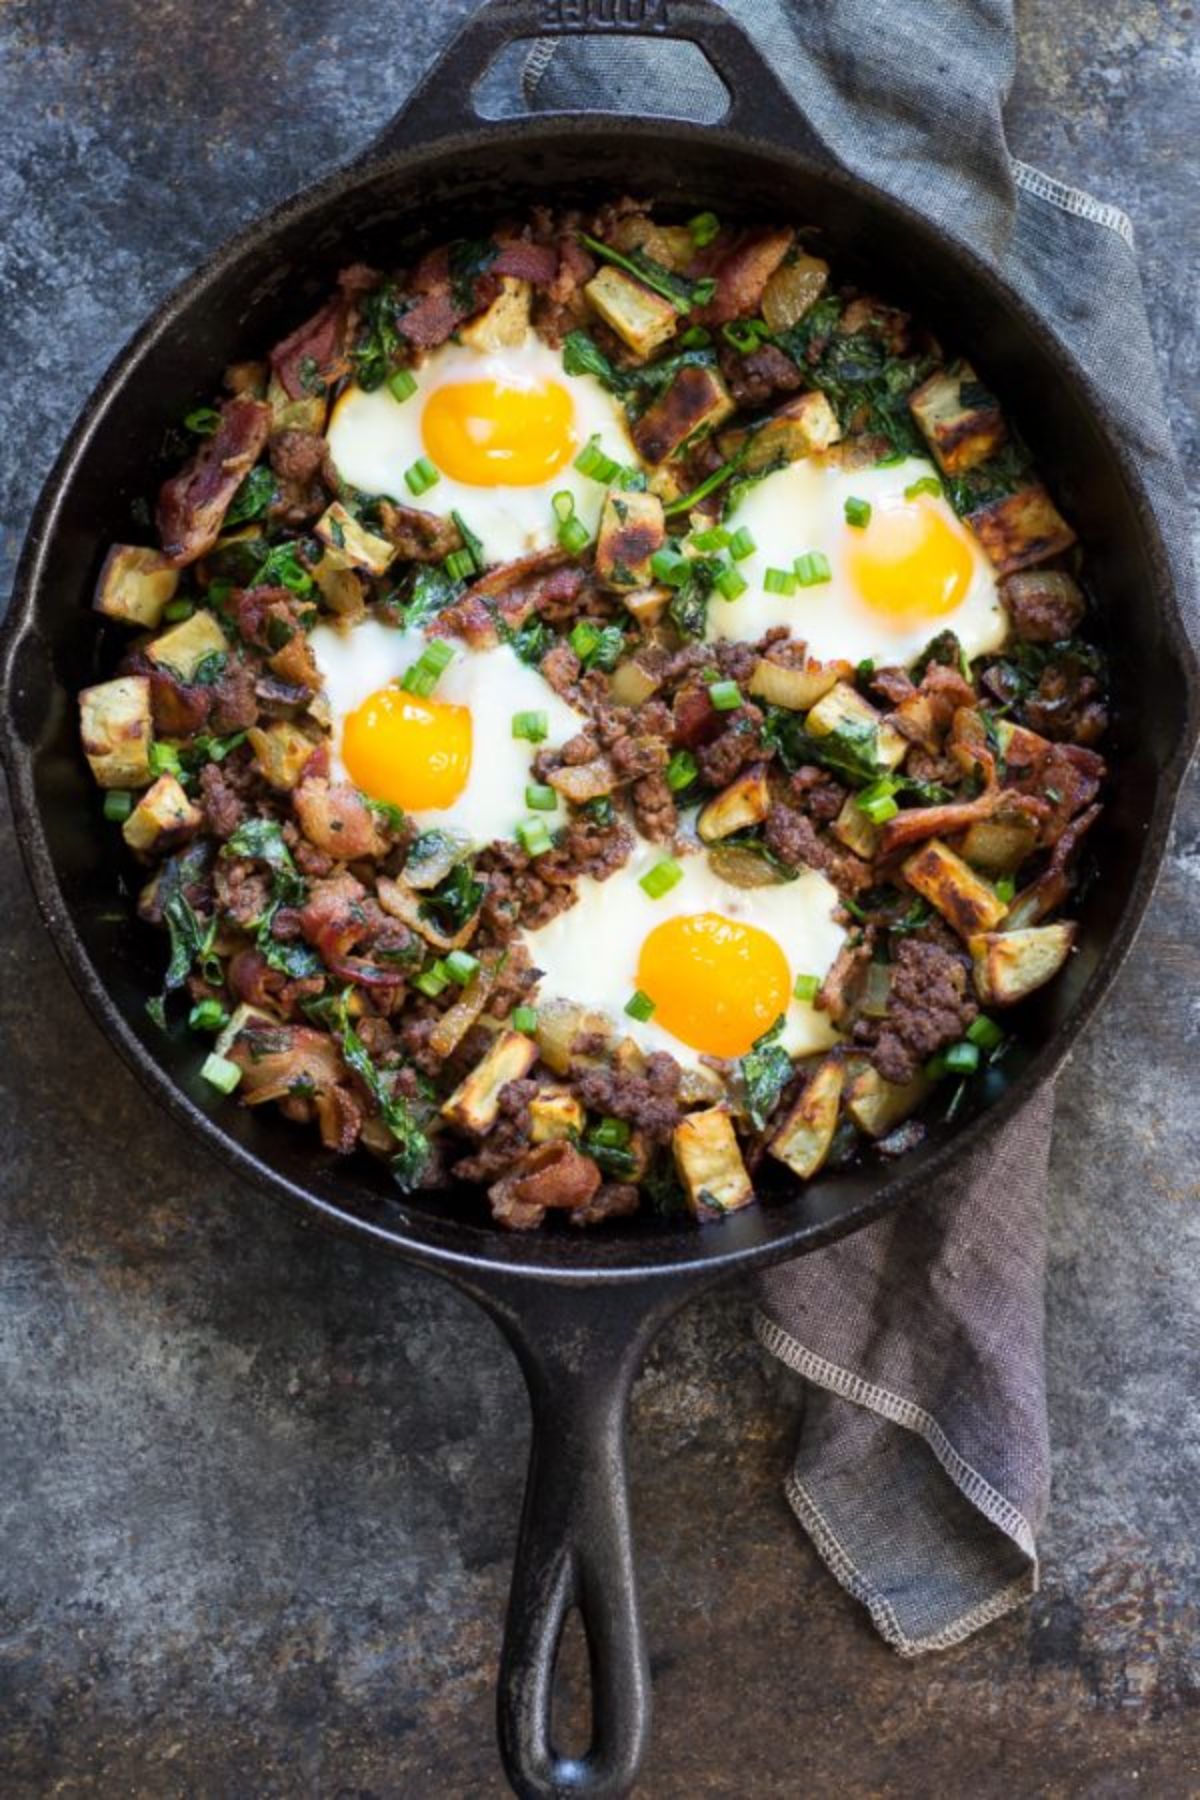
326,337,638,565
521,838,845,1071
310,617,583,844
708,453,1006,665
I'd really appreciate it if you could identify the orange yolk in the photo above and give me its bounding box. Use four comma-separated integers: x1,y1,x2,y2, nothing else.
342,685,472,812
422,377,576,486
636,912,791,1059
847,497,974,623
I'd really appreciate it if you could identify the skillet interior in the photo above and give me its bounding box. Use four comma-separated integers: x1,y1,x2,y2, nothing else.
6,121,1192,1281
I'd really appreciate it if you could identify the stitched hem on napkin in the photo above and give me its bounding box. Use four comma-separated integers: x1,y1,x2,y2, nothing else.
755,1311,1039,1653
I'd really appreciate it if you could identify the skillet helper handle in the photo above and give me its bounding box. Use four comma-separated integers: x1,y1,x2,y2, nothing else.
368,0,812,154
477,1278,682,1800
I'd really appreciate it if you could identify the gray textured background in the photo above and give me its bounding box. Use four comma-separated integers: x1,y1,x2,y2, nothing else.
1,1,1198,1794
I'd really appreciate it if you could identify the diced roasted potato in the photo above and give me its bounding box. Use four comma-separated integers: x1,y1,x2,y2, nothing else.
93,545,181,629
458,276,531,351
748,654,853,712
612,1036,647,1078
697,766,771,843
609,652,663,707
79,675,154,789
845,1063,932,1138
908,361,1007,475
246,721,317,791
266,372,325,435
310,548,366,619
831,792,880,860
959,809,1040,876
608,215,694,270
594,490,666,592
315,502,396,577
630,365,734,466
769,1056,844,1179
214,1001,274,1059
546,758,616,804
672,1106,753,1220
968,923,1077,1005
967,484,1076,575
994,717,1052,765
534,998,614,1076
529,1087,586,1145
441,1029,539,1134
144,608,228,682
718,390,841,473
121,772,203,854
902,838,1009,938
760,252,830,334
622,584,672,628
677,1064,728,1107
583,265,679,357
806,681,908,770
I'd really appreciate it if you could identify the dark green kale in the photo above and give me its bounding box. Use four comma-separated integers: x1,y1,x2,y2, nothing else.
224,465,278,528
736,1016,793,1132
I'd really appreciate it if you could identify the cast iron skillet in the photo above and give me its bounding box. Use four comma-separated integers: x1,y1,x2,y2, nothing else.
1,2,1196,1793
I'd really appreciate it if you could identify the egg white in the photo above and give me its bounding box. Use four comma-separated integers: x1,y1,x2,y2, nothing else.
707,453,1006,666
325,337,638,566
310,617,585,846
519,837,845,1073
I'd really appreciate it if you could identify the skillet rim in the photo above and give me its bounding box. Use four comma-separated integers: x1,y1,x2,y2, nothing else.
1,112,1195,1290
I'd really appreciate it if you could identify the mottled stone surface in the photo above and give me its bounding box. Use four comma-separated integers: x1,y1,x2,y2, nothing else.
0,2,1197,1794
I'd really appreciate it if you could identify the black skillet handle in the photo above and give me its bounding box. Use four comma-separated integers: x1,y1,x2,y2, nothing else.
368,0,817,157
470,1274,691,1800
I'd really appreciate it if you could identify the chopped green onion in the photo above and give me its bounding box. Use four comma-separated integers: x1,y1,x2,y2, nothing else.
844,496,871,528
945,1040,981,1074
995,874,1017,904
967,1015,1005,1051
640,857,683,899
443,949,480,987
763,566,797,596
793,973,821,1004
728,526,757,561
650,546,691,587
666,749,698,792
512,1005,538,1035
716,565,748,601
690,525,731,553
200,1052,242,1095
163,597,194,623
512,710,549,744
401,638,454,697
924,1052,948,1081
517,817,554,857
570,620,601,661
858,790,899,825
451,510,485,571
722,318,770,353
679,325,712,348
875,448,906,468
405,456,440,496
690,276,717,309
189,998,229,1033
414,962,450,998
794,550,832,586
148,742,183,779
857,657,876,681
103,789,134,822
688,210,721,248
708,678,741,711
525,782,558,812
387,367,418,403
904,475,943,501
558,514,591,555
184,406,221,436
625,989,656,1022
552,491,575,522
591,1115,632,1149
444,548,476,582
573,435,621,484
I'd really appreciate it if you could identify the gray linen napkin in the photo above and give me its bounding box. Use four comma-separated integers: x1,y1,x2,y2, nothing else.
520,1,1195,1651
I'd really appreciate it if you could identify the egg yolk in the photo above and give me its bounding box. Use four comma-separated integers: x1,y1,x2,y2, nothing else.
636,912,791,1059
847,497,974,623
422,377,576,487
342,685,472,812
